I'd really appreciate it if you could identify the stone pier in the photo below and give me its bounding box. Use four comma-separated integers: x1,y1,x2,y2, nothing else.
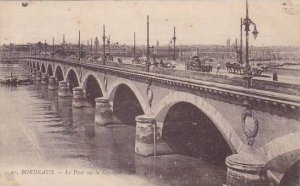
135,115,161,156
225,148,269,186
48,76,57,90
95,97,113,126
27,73,32,81
41,73,49,85
36,71,42,82
72,87,86,108
58,81,71,98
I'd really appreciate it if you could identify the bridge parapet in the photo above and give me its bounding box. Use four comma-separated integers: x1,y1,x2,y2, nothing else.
20,57,300,120
19,56,300,185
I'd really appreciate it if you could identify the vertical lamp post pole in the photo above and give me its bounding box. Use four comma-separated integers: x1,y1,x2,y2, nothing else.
168,43,171,60
146,15,150,72
44,40,47,56
63,34,65,58
103,25,106,64
240,18,243,64
78,30,81,62
52,37,54,57
243,0,258,68
172,26,176,60
133,32,136,58
91,37,93,58
108,35,111,60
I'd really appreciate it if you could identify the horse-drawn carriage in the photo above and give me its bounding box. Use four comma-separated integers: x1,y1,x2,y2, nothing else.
225,62,267,76
158,60,176,69
185,56,212,72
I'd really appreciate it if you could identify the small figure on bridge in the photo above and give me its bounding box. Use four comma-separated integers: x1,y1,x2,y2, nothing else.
160,59,164,66
153,59,158,67
216,63,221,73
118,58,122,64
273,72,278,81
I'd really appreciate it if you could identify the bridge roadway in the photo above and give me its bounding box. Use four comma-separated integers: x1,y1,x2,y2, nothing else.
20,56,300,186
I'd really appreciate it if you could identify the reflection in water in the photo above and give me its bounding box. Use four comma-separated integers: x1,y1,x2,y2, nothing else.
0,65,227,186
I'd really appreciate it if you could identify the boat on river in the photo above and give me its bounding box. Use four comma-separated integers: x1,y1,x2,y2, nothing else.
0,75,32,85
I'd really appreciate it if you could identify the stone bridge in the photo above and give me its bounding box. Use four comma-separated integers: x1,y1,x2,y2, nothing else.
19,57,300,186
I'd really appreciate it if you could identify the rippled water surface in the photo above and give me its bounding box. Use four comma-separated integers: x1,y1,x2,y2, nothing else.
0,65,226,186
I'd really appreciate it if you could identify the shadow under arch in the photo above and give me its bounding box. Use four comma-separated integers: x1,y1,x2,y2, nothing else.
36,62,40,71
107,79,149,114
261,132,300,185
279,160,300,186
153,92,243,155
54,65,64,82
82,74,103,107
65,68,79,91
108,79,147,125
47,64,53,76
41,63,46,73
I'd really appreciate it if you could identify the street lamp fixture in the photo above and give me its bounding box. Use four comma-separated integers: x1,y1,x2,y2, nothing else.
242,0,259,68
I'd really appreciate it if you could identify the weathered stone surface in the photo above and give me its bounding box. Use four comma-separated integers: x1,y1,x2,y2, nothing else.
48,76,57,90
36,71,42,82
58,81,71,98
41,73,49,85
72,87,86,108
226,147,269,186
135,115,172,156
95,97,113,126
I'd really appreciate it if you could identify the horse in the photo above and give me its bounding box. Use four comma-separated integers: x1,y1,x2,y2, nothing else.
226,62,244,74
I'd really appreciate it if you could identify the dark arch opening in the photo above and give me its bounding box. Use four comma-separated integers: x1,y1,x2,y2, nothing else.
37,63,40,71
66,69,79,91
41,63,46,73
162,102,232,166
29,62,32,67
280,160,300,186
33,62,36,69
113,84,144,125
85,75,103,107
55,66,64,82
47,64,53,76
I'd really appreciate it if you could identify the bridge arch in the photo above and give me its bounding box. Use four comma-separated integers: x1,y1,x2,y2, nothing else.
54,65,64,82
82,74,104,107
41,62,46,73
108,78,149,125
262,132,300,184
279,160,300,186
36,62,40,71
154,92,243,155
65,68,79,91
47,64,53,76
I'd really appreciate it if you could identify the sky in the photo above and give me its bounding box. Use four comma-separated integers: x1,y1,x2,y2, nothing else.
0,0,300,46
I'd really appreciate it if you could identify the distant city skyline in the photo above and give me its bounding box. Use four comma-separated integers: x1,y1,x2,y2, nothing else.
0,0,300,47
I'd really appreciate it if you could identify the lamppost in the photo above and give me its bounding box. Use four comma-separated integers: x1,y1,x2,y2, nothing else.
146,15,150,71
242,0,259,68
170,26,176,60
78,30,81,62
133,32,136,58
52,37,55,57
108,35,111,60
102,25,108,64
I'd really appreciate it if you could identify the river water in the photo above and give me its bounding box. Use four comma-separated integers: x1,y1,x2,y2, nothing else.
0,65,226,186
